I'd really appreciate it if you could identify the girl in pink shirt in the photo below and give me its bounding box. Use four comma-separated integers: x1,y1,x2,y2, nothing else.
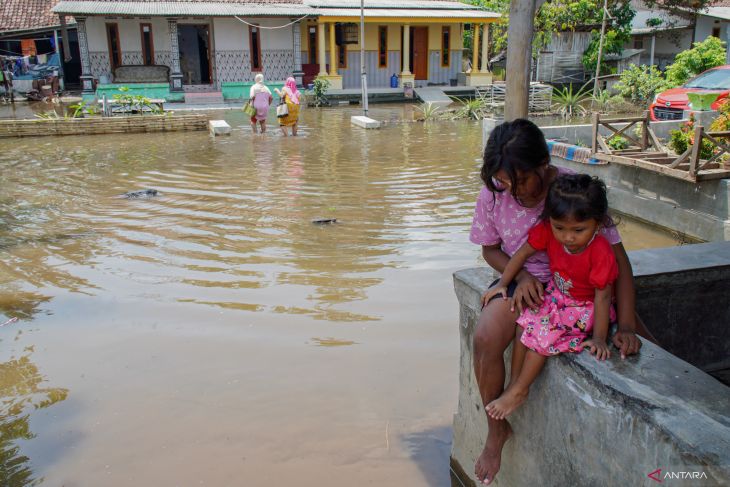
470,119,649,486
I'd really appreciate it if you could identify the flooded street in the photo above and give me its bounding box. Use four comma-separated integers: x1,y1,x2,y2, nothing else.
0,104,682,486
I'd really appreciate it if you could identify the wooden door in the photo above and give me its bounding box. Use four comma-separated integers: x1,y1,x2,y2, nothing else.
412,27,428,80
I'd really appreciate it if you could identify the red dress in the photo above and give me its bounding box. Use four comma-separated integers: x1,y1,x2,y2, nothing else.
518,220,618,356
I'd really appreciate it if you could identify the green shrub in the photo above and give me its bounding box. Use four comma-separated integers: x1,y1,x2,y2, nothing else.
664,36,727,88
310,77,331,107
607,136,630,150
551,84,591,118
613,64,667,104
669,115,715,159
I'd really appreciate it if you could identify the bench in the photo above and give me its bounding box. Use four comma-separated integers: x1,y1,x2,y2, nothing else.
113,65,170,83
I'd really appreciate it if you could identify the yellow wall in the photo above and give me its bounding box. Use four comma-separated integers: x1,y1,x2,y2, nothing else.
300,21,464,55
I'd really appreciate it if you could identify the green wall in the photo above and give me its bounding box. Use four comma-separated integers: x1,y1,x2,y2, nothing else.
222,82,285,100
95,83,185,102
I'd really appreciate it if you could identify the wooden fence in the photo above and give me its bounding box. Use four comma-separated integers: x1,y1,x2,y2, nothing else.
0,113,209,138
591,112,730,182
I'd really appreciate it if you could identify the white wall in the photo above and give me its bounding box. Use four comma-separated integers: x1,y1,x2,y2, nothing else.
213,17,293,50
84,17,172,53
213,18,246,50
695,15,729,43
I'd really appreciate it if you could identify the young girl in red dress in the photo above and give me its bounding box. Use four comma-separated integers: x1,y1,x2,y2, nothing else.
482,173,618,420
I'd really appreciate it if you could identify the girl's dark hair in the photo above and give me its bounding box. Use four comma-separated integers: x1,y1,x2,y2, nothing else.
542,174,614,227
481,118,550,203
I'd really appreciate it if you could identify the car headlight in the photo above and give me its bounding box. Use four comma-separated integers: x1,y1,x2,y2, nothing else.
688,102,693,109
653,94,660,103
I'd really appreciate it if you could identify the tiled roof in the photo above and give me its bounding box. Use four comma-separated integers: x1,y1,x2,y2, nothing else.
0,0,72,33
53,1,312,16
53,0,496,17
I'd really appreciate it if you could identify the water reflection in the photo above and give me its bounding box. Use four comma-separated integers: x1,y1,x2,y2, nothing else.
0,354,68,486
0,105,685,324
0,109,490,322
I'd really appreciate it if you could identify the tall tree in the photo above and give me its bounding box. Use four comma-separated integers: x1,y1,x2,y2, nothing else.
504,0,545,120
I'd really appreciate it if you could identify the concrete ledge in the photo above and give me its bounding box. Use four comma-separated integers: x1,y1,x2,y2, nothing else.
451,244,730,486
350,115,381,129
208,120,231,136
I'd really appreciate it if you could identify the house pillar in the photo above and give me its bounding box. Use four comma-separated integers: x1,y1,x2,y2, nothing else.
292,21,304,86
481,23,490,73
167,19,184,92
472,23,479,71
76,17,94,96
466,23,492,86
328,22,337,75
399,23,415,88
320,21,342,89
317,22,327,76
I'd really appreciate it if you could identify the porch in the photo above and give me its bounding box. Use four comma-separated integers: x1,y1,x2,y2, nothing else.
301,3,501,90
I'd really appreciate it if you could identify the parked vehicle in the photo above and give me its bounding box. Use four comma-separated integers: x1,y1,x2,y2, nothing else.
650,65,730,121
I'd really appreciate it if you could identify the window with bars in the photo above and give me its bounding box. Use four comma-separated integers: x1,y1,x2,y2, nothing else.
249,25,262,71
441,26,450,67
140,23,154,65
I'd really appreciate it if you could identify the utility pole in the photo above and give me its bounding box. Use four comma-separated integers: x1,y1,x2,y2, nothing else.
360,0,368,115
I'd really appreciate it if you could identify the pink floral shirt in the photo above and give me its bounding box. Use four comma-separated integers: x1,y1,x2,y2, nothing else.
470,166,621,283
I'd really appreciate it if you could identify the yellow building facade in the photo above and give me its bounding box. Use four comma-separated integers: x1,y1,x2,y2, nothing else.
299,4,500,89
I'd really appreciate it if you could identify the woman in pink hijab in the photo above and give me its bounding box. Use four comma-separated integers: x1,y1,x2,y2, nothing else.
274,77,301,136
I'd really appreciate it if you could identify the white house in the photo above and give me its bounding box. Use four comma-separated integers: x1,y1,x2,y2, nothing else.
51,0,500,98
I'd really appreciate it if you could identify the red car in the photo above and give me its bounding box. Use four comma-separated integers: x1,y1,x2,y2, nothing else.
650,65,730,121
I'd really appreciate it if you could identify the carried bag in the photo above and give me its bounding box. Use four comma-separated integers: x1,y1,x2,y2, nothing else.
276,99,289,118
243,99,256,117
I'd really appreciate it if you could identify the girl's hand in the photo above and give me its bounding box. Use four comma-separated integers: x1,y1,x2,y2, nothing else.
481,285,509,308
611,329,641,359
583,338,611,361
512,273,543,314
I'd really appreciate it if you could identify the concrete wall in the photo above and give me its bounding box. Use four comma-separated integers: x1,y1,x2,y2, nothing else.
695,15,729,43
482,119,730,242
451,242,730,486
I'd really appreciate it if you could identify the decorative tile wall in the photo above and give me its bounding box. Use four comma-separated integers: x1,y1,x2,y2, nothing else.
122,51,144,66
261,49,294,82
155,50,173,69
89,51,112,82
214,50,251,86
212,49,293,87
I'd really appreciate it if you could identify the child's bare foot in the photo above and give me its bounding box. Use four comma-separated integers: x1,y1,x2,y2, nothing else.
486,386,528,420
474,420,513,485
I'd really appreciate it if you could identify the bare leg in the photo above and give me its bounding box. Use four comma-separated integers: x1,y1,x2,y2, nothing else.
280,125,288,136
260,121,267,133
508,327,527,387
250,121,258,134
292,122,298,136
473,298,519,485
487,350,547,420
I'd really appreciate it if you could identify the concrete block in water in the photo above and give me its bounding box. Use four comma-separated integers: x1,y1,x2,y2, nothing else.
209,120,231,136
350,116,381,129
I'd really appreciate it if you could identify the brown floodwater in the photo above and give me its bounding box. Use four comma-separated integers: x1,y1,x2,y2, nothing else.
0,104,683,486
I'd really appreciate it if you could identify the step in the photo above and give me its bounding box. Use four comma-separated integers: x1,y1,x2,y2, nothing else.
413,87,453,107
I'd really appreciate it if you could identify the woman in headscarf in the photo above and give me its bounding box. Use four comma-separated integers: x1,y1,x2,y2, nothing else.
249,73,273,134
274,77,301,136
